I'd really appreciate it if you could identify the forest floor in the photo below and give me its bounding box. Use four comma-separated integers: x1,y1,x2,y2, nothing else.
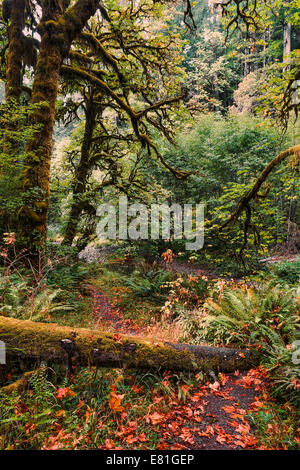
1,249,298,450
146,369,266,450
88,285,146,336
86,270,265,450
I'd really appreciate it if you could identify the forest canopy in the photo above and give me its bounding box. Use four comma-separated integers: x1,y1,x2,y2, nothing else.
0,0,299,260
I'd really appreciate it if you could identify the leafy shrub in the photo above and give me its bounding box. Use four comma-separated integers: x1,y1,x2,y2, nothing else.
0,276,73,321
180,282,300,407
246,399,299,449
0,277,28,317
0,249,90,322
266,345,300,408
124,267,174,301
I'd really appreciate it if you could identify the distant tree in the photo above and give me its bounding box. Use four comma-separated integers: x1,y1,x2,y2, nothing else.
229,71,262,115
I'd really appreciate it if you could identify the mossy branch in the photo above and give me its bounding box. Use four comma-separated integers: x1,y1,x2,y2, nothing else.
60,64,137,118
80,31,126,85
220,144,300,230
62,0,100,53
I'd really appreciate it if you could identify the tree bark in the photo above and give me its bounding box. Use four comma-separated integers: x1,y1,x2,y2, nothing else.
283,21,291,68
5,0,25,101
1,0,25,176
0,315,259,373
20,35,62,249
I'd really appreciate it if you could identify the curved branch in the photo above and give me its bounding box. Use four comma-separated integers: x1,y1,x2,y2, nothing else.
139,132,195,180
60,64,138,119
80,31,126,85
220,144,300,230
137,93,186,118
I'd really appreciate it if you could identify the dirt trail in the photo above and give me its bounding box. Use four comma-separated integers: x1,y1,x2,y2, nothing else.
157,368,266,450
83,251,269,450
162,260,216,278
86,284,266,450
88,285,146,336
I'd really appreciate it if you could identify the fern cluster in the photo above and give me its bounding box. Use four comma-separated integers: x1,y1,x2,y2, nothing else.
29,366,56,404
189,281,300,406
196,282,299,350
124,267,173,301
0,273,74,321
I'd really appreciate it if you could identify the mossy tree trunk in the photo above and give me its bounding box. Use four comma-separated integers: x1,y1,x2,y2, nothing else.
5,0,25,102
62,94,98,246
0,0,26,232
1,0,25,165
20,31,62,249
0,315,259,374
18,0,100,253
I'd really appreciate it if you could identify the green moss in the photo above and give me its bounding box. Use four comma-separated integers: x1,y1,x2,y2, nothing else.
1,370,37,395
0,315,256,373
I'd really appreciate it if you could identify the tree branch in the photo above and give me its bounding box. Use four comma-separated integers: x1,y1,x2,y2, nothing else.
220,144,300,230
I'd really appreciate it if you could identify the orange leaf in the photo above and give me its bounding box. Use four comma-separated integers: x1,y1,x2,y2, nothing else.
113,333,122,344
146,412,164,425
109,392,125,412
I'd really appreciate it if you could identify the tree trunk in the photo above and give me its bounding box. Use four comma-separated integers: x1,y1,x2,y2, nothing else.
20,37,63,250
283,21,291,67
5,0,25,102
62,96,97,246
0,315,258,373
1,0,25,173
18,0,100,253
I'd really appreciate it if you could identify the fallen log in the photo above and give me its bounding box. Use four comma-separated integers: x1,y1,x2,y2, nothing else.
1,369,40,395
0,315,259,373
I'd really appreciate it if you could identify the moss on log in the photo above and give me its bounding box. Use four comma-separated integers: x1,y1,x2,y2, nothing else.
1,369,40,395
0,316,258,373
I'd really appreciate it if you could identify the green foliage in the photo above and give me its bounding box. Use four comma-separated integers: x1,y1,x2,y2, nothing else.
265,258,300,285
0,366,58,449
0,277,28,317
0,276,73,321
29,367,57,405
246,399,299,450
157,114,283,207
0,239,92,325
0,0,299,450
174,280,300,409
46,261,89,291
0,100,46,242
267,345,300,407
153,113,299,271
124,266,173,301
182,280,300,408
197,282,299,350
0,365,201,450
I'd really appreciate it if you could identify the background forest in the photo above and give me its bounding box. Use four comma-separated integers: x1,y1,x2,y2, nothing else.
0,0,299,452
